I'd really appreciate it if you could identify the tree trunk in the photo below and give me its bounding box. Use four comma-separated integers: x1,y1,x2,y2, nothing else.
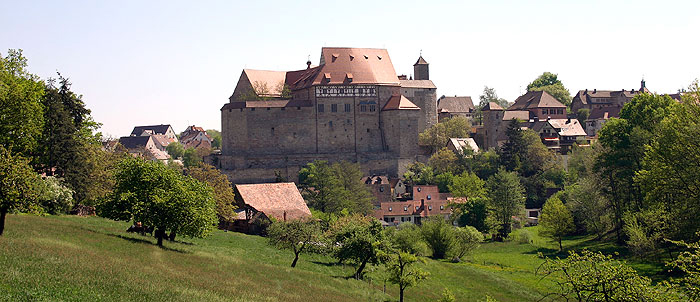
291,253,299,268
399,288,404,302
0,209,7,236
169,231,176,242
156,229,164,246
355,256,369,279
558,237,563,252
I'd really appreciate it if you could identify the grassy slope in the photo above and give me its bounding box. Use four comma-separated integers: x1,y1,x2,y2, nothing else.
0,215,665,302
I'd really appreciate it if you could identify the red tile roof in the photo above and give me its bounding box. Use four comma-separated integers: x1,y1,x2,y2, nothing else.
235,183,311,221
311,48,399,86
382,95,420,111
509,91,566,110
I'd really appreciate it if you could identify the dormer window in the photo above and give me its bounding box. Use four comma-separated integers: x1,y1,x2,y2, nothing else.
388,207,392,212
417,187,422,192
377,55,382,60
345,73,353,83
427,195,431,200
349,54,354,61
331,54,338,62
404,206,407,211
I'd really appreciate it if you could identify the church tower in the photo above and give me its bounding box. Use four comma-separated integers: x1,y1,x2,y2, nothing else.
413,55,429,80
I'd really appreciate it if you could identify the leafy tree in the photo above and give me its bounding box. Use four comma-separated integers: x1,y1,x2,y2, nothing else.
166,142,185,159
537,250,665,302
299,161,372,215
576,108,590,126
498,119,525,172
474,86,510,125
420,216,454,259
435,172,455,193
539,195,574,251
418,117,470,154
666,238,700,301
386,223,429,256
449,172,489,232
386,251,429,302
623,208,670,258
328,214,389,279
0,146,40,235
437,288,456,302
205,129,221,149
526,72,572,107
101,157,217,246
187,164,236,223
0,49,45,156
565,178,611,238
182,147,202,167
267,218,320,267
486,169,525,239
35,176,74,215
428,147,458,175
402,162,436,186
451,226,482,261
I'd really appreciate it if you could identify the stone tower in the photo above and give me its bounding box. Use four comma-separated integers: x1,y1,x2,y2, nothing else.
413,55,429,80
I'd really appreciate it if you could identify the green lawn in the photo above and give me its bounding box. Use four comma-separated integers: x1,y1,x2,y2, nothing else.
0,215,665,302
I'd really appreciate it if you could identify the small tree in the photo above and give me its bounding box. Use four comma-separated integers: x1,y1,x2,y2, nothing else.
386,223,429,256
101,157,217,246
451,226,482,261
329,215,389,279
267,218,320,267
418,117,470,154
428,147,458,175
486,169,525,240
420,216,454,259
386,251,429,302
539,196,574,251
166,142,185,159
0,146,40,235
187,164,237,223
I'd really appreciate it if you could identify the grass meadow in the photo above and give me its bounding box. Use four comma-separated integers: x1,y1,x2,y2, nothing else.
0,215,665,301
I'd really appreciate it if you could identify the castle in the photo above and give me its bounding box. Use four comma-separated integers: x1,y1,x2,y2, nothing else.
219,47,438,183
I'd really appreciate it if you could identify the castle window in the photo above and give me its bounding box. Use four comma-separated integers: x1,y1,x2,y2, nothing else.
331,104,337,112
318,104,324,112
281,107,285,111
239,109,243,112
360,105,367,112
251,108,255,111
427,195,431,200
297,107,301,110
271,127,275,135
369,105,376,112
229,109,232,112
267,107,270,110
367,128,370,133
345,104,351,112
329,121,333,127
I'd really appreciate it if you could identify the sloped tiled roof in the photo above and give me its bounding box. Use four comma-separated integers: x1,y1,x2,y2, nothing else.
400,80,436,89
119,136,152,149
503,110,530,121
482,102,504,111
438,96,474,113
414,56,428,65
130,125,172,136
545,119,587,136
448,138,479,153
588,106,622,120
235,183,311,221
382,95,420,111
243,69,287,97
311,47,399,86
150,134,175,148
509,91,566,110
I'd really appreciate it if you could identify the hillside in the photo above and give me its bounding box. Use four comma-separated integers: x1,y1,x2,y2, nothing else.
0,215,652,302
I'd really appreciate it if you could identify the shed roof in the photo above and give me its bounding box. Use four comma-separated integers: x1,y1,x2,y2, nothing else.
235,183,311,221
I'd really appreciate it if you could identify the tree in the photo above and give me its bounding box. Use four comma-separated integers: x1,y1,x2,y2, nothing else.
0,146,40,235
267,218,321,267
329,214,389,279
666,238,700,301
428,147,458,175
206,129,222,149
101,157,217,246
537,250,665,302
449,172,489,232
418,117,470,154
386,251,429,302
299,161,372,215
539,196,574,251
486,169,525,240
565,178,611,239
386,223,429,256
526,72,572,107
420,216,454,259
34,176,74,215
498,119,525,172
451,226,482,261
166,142,185,159
182,147,201,167
0,49,45,156
435,172,455,194
402,162,436,186
187,164,237,223
576,108,590,126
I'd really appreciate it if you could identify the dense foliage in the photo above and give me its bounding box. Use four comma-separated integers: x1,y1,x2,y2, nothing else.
299,160,373,215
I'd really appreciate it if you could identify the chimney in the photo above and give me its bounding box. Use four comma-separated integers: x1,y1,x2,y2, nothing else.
641,78,646,90
584,89,588,94
593,89,597,93
566,118,571,124
306,60,311,69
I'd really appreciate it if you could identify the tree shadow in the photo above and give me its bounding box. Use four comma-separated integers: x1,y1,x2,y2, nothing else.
105,233,190,254
311,260,345,267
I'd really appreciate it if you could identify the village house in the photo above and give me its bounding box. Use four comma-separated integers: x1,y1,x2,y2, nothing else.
570,79,649,113
130,124,179,142
230,182,312,234
363,175,395,207
437,95,475,122
530,118,587,154
117,135,170,161
585,106,622,137
180,125,213,149
447,137,479,155
373,185,460,226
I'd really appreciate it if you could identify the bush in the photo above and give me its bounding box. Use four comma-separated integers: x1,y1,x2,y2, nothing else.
35,176,74,215
420,217,454,259
386,223,429,256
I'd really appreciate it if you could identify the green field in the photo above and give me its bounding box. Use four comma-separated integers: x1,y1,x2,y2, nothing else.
0,215,663,302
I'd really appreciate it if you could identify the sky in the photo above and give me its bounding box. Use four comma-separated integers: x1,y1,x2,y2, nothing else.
2,0,699,138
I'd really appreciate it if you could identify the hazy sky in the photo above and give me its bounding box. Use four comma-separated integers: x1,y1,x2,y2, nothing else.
2,0,698,137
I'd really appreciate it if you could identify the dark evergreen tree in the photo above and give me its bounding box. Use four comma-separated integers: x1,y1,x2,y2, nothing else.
498,119,525,172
